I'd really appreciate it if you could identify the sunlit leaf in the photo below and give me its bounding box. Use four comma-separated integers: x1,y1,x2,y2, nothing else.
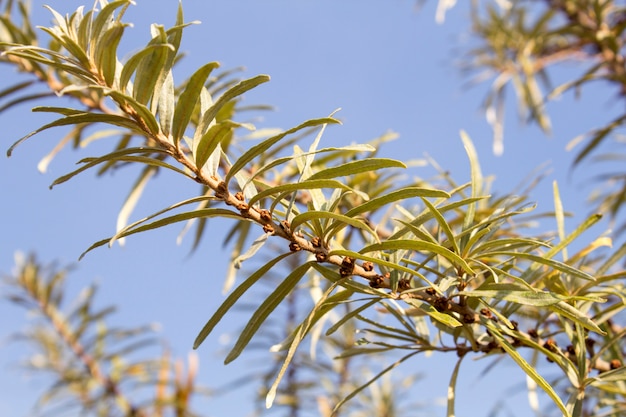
7,114,148,157
194,121,242,170
266,281,347,408
232,232,270,269
547,301,605,335
447,356,464,417
247,179,355,208
361,240,475,275
345,186,450,219
50,150,188,189
81,208,242,259
224,261,314,364
486,321,571,417
332,351,420,413
105,90,160,135
459,285,605,306
171,61,220,145
195,75,269,144
481,251,595,281
224,117,339,185
119,43,174,95
403,298,463,327
306,157,406,181
95,24,126,86
290,210,377,241
421,197,459,255
193,252,294,349
133,25,170,105
115,166,156,247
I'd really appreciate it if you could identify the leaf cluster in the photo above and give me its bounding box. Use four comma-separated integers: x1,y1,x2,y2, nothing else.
464,0,626,235
2,253,205,416
0,1,625,416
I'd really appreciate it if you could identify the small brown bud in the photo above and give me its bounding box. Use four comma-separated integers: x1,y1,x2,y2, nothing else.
610,359,622,370
425,287,437,296
398,278,411,291
262,223,274,234
339,256,355,277
280,220,291,234
433,296,449,312
544,339,559,354
215,181,229,199
362,261,374,272
315,252,327,262
259,209,272,222
236,202,249,213
311,236,322,248
369,275,385,288
463,313,476,324
289,242,301,252
235,191,245,201
487,340,500,351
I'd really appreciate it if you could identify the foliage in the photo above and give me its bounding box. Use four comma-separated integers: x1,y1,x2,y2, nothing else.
0,1,625,417
2,253,203,416
462,0,626,234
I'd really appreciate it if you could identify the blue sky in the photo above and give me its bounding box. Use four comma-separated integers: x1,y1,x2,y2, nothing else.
0,1,620,416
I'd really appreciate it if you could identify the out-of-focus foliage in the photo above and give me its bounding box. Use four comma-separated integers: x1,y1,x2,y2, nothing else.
0,1,625,417
2,253,204,416
463,0,626,234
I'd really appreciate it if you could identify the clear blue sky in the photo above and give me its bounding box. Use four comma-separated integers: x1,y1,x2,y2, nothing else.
0,1,618,416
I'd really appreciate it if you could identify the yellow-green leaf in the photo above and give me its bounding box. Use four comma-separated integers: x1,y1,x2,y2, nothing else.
193,252,294,349
172,61,220,145
307,158,406,180
224,261,314,364
224,116,338,186
361,240,475,275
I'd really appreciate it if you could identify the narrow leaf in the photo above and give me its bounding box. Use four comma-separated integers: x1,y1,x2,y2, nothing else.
7,113,147,156
224,261,314,363
224,117,339,185
481,251,595,281
95,24,127,86
361,240,475,275
81,208,241,259
421,197,459,255
333,352,419,413
247,179,354,208
158,70,175,136
307,158,406,180
193,252,294,349
119,43,174,95
487,322,571,417
290,211,377,241
194,121,241,170
447,356,464,417
171,62,220,144
105,90,160,135
233,232,270,269
133,25,170,105
460,131,482,234
344,187,450,218
266,281,344,408
115,166,156,246
50,149,186,189
195,75,270,143
548,302,605,335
